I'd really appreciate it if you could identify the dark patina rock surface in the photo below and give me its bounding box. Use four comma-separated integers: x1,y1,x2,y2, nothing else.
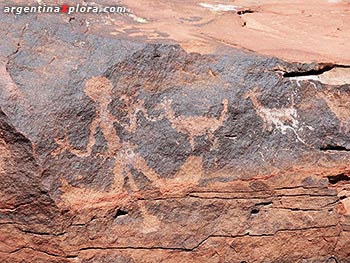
1,2,350,262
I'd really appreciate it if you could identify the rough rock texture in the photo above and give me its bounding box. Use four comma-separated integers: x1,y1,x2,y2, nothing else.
1,1,350,262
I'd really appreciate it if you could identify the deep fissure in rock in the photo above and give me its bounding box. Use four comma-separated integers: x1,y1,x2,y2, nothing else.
327,174,350,185
320,145,350,152
237,9,255,15
283,64,350,78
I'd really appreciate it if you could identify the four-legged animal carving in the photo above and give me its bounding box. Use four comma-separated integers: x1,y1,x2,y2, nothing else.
244,87,307,145
244,87,298,134
158,98,228,150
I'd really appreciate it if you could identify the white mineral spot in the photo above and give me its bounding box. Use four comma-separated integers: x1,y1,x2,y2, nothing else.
199,3,242,12
128,13,147,23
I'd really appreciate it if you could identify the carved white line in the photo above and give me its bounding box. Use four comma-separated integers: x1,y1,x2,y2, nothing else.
244,87,308,145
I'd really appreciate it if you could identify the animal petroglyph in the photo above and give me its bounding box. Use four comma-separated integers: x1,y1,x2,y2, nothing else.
158,98,228,150
317,90,350,133
244,87,298,132
244,87,306,144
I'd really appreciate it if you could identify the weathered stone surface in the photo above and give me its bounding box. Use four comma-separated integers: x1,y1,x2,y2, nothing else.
1,1,350,262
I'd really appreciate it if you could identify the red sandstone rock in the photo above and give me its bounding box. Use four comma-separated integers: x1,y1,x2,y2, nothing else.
0,1,350,262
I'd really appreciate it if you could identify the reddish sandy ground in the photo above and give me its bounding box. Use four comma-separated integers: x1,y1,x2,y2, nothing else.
114,0,350,64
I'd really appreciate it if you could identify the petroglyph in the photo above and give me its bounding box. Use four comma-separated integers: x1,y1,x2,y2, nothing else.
244,87,306,144
244,87,298,132
317,90,350,133
118,94,163,134
53,77,162,157
111,142,162,233
158,98,228,150
112,142,203,193
53,77,121,157
51,76,164,232
58,141,203,233
52,76,203,233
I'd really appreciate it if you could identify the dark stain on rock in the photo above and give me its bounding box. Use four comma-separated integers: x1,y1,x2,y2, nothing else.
104,43,217,94
129,166,156,191
131,117,192,178
0,109,63,234
66,156,114,191
91,126,108,155
66,100,97,151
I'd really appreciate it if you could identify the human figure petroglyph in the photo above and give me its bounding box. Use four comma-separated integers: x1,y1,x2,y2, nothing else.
244,87,307,144
52,76,164,232
157,98,229,150
111,142,163,233
52,77,121,158
52,76,203,233
317,90,350,133
52,77,161,157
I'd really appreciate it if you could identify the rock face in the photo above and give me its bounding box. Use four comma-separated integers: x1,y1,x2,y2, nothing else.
1,2,350,263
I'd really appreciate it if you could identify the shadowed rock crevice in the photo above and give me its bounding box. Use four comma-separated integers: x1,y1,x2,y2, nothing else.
114,209,129,219
282,64,350,86
327,173,350,185
237,9,256,15
320,145,350,152
282,63,340,78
